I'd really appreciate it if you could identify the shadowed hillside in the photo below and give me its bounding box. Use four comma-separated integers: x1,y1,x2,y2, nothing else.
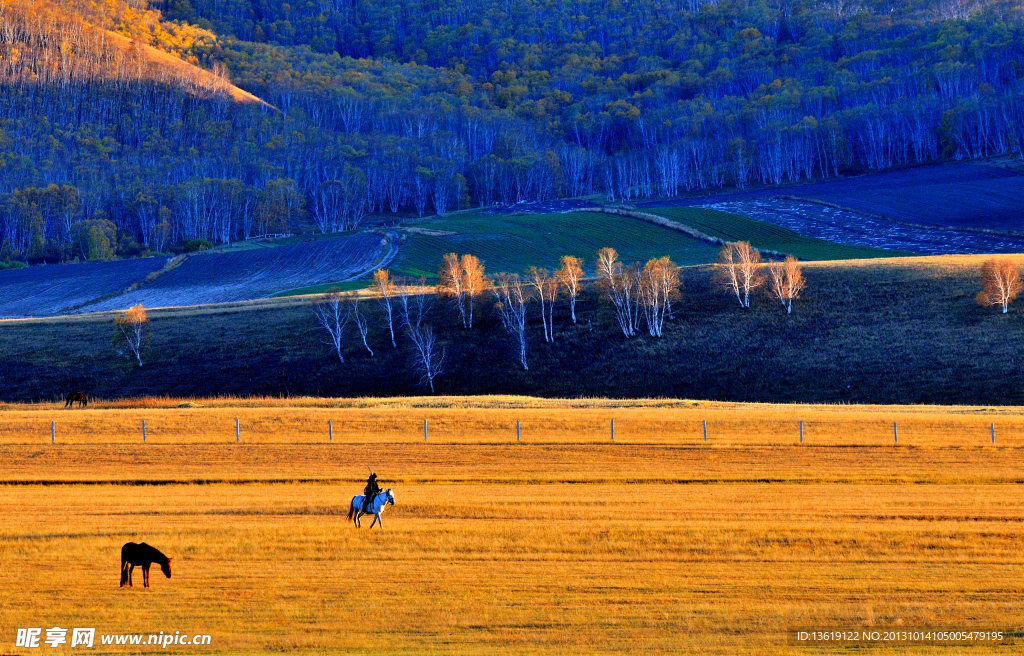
1,255,1022,405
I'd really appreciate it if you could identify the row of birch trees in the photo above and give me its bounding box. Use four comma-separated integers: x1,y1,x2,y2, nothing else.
313,243,812,383
313,272,445,392
109,252,1023,396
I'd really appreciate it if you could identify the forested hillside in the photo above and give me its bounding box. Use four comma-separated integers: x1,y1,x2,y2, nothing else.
1,0,1023,264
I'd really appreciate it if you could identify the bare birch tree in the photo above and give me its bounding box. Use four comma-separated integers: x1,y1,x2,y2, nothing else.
639,257,681,337
438,252,467,327
596,247,639,337
349,294,374,356
768,256,806,314
556,255,583,324
314,290,349,363
373,268,397,347
492,272,529,370
397,275,431,329
113,304,150,367
715,242,742,307
977,259,1023,314
408,324,445,393
715,241,764,308
526,266,557,342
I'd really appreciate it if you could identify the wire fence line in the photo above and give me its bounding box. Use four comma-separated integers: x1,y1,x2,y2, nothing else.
5,414,1021,446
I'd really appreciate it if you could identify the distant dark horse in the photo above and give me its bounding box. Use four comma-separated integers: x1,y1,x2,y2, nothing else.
64,392,87,408
120,542,172,588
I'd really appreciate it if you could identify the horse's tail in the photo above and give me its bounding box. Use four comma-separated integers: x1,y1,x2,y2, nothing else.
347,501,354,522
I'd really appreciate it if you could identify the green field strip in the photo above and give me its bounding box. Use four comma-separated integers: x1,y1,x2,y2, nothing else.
273,280,371,297
394,211,722,275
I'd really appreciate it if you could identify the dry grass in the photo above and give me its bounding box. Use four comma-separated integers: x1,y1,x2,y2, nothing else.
3,397,1023,448
1,398,1022,654
0,483,1021,655
0,443,1021,485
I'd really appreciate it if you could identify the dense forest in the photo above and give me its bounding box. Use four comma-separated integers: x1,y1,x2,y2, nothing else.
0,0,1022,262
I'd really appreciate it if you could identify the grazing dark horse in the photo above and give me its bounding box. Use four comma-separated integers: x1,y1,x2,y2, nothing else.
64,391,88,408
120,542,172,588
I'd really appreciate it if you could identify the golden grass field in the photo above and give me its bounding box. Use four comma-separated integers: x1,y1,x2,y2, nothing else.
1,397,1023,654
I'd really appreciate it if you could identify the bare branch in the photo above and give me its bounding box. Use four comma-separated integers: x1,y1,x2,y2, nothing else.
314,290,349,363
373,268,397,348
492,272,529,370
407,324,445,393
349,293,374,356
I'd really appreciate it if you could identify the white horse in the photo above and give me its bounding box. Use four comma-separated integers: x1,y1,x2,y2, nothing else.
347,489,395,529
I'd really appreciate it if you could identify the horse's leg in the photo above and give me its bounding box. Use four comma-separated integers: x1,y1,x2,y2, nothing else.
128,564,134,587
143,564,150,588
120,561,127,587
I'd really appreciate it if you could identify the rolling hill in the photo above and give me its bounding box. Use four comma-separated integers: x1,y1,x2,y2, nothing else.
640,162,1024,255
84,232,390,312
0,232,389,318
2,255,1023,405
0,206,897,317
0,258,170,318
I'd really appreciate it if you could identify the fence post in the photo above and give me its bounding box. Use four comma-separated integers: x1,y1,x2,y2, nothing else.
703,420,707,442
991,423,995,444
424,419,427,442
142,420,146,443
516,419,520,442
51,420,55,444
893,421,897,444
235,418,239,443
329,420,333,442
799,420,803,444
611,418,614,441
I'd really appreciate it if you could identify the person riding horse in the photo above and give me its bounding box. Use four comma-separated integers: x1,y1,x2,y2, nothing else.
363,472,381,512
